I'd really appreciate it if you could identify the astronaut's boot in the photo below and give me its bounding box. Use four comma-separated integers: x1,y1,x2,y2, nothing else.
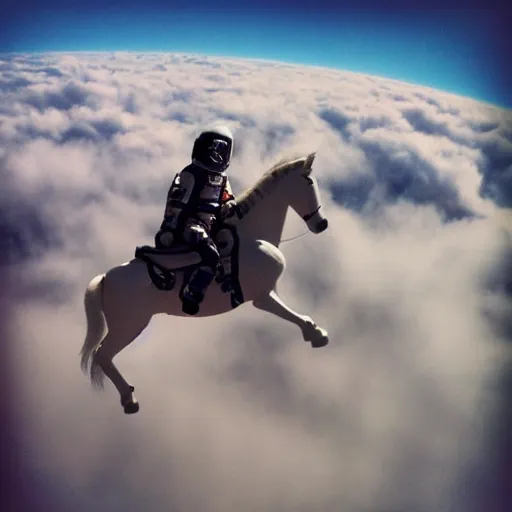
181,267,215,315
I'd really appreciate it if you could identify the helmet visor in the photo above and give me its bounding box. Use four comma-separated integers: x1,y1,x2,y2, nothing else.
207,139,230,166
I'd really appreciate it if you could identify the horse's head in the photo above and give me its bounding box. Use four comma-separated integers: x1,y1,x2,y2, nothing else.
288,153,328,235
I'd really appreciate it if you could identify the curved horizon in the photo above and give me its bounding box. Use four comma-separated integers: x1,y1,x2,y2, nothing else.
1,4,510,109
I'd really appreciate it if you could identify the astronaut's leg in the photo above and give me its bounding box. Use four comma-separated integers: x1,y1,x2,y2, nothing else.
181,223,220,315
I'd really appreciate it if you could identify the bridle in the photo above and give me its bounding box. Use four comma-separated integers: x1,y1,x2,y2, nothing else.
280,206,322,244
302,205,321,223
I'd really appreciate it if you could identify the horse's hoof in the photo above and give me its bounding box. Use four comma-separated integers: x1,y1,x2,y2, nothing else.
121,386,139,414
124,401,140,414
302,321,329,348
311,330,329,348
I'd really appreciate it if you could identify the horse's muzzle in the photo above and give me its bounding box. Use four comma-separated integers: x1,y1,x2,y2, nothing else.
305,210,328,234
315,218,328,233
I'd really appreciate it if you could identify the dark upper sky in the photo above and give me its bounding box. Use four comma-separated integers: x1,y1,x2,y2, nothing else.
1,0,511,107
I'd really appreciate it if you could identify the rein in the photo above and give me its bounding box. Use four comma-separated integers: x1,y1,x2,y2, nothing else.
280,228,309,244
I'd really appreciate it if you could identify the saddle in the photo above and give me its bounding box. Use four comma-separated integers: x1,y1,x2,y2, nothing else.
134,225,244,309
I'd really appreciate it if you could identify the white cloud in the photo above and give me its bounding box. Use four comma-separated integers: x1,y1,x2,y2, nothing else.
1,52,511,512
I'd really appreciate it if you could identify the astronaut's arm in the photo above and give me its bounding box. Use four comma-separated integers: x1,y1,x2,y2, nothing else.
163,183,176,218
165,171,194,208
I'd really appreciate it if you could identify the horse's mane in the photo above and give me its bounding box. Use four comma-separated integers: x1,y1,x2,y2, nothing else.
236,154,311,212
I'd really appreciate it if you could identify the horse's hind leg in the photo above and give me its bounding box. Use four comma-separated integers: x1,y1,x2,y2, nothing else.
93,327,146,414
252,290,329,348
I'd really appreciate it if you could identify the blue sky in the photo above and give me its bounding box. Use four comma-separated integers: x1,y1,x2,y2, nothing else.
1,0,510,108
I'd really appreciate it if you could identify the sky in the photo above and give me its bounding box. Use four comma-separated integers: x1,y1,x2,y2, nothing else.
1,0,511,108
0,52,511,512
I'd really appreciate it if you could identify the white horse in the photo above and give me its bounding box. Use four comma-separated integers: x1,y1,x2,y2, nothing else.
80,152,330,414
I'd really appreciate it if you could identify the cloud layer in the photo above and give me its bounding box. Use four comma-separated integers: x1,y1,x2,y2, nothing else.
1,52,511,512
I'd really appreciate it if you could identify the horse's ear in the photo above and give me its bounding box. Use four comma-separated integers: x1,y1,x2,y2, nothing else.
303,152,316,175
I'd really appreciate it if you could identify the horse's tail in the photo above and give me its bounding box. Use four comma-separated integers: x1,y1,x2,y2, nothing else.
80,273,107,389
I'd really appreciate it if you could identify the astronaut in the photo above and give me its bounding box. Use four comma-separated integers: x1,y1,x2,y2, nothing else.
155,125,236,315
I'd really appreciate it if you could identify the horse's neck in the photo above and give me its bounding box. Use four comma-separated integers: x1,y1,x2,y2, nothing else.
236,181,289,246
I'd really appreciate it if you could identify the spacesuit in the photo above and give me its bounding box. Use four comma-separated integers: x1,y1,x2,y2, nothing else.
155,125,236,315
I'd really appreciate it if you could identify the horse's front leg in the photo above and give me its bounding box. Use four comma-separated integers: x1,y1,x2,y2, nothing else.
252,290,329,348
